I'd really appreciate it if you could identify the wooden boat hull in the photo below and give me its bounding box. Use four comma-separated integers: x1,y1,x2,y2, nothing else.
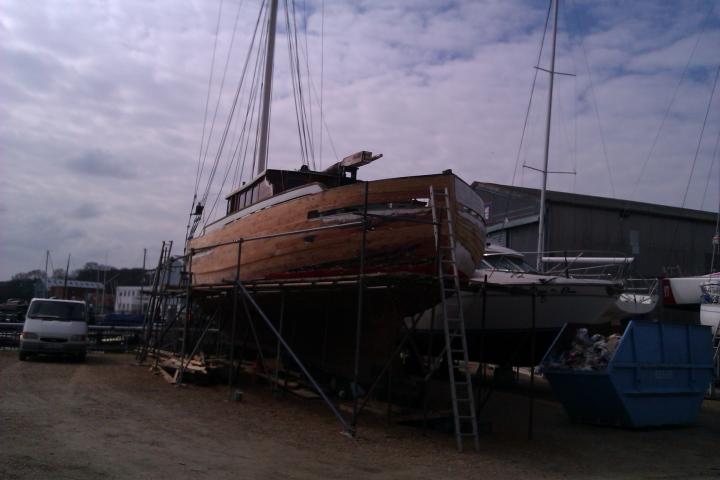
188,173,486,286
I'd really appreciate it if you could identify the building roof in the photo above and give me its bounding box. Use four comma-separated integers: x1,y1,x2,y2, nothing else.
473,182,717,224
45,279,103,289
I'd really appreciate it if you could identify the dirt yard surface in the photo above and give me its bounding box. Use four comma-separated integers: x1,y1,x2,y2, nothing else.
1,351,719,479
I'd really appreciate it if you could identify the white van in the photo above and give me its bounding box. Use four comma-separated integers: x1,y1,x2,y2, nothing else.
19,298,88,361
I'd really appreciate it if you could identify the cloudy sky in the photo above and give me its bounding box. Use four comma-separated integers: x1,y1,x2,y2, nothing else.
1,0,719,279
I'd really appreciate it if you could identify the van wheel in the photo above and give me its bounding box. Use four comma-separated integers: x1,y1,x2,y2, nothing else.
19,351,28,361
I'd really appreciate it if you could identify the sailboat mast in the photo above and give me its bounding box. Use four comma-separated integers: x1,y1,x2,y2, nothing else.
256,0,280,176
536,0,559,272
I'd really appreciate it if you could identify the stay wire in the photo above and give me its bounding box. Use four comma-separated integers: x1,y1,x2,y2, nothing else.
667,63,720,268
285,0,307,166
198,0,247,190
288,0,315,168
629,0,716,201
198,1,266,226
204,5,268,227
233,8,270,189
194,0,225,200
502,0,551,224
681,63,720,208
569,0,615,198
320,0,325,169
700,125,720,211
713,130,720,272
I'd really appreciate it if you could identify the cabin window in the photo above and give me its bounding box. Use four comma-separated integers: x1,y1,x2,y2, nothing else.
258,181,273,202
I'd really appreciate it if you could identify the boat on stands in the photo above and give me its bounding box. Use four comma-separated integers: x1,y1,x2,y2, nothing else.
185,0,486,302
700,282,720,330
662,273,720,310
188,161,486,286
414,244,621,364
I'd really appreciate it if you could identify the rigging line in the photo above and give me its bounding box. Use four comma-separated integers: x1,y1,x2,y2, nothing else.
194,0,225,199
250,33,269,178
681,63,720,208
201,56,265,231
296,0,316,169
214,77,263,222
285,0,307,166
511,0,551,187
48,252,55,278
320,0,324,169
713,131,720,272
301,0,316,169
666,62,720,267
294,33,339,163
235,15,269,189
233,8,265,186
571,7,615,198
206,120,246,223
198,0,247,186
562,0,579,193
289,0,315,168
236,37,267,188
700,125,720,211
629,0,716,201
231,65,261,188
199,58,251,217
502,0,551,224
197,1,266,213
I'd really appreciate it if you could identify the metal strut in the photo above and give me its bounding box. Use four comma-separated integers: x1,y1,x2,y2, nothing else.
429,186,480,453
709,320,720,398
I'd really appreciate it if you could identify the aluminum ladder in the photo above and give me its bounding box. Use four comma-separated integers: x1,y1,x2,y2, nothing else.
136,241,173,362
429,186,480,453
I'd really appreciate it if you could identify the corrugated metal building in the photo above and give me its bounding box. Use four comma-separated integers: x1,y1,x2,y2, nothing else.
473,182,717,278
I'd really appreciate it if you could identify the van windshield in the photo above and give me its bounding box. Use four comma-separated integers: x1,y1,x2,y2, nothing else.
28,301,86,322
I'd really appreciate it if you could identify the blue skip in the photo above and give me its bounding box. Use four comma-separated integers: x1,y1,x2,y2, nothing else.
541,321,714,428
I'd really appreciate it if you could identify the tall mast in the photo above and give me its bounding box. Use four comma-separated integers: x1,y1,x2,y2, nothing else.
536,0,559,272
256,0,280,176
43,250,50,297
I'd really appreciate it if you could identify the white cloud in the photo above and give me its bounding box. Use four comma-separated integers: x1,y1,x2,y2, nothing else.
1,0,719,278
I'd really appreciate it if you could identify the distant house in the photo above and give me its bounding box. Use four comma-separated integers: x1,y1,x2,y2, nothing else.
114,286,149,314
43,278,104,301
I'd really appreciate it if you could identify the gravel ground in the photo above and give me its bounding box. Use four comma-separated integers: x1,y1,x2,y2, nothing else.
1,351,719,479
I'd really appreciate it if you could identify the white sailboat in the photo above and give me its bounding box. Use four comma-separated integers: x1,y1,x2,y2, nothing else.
414,243,620,364
700,282,720,329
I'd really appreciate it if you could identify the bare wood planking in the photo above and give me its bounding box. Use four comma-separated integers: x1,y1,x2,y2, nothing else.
189,173,485,285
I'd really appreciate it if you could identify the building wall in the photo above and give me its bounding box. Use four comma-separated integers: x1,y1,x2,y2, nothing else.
479,184,716,278
546,202,715,277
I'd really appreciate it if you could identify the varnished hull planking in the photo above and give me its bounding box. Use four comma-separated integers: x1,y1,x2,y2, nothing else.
189,173,485,285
